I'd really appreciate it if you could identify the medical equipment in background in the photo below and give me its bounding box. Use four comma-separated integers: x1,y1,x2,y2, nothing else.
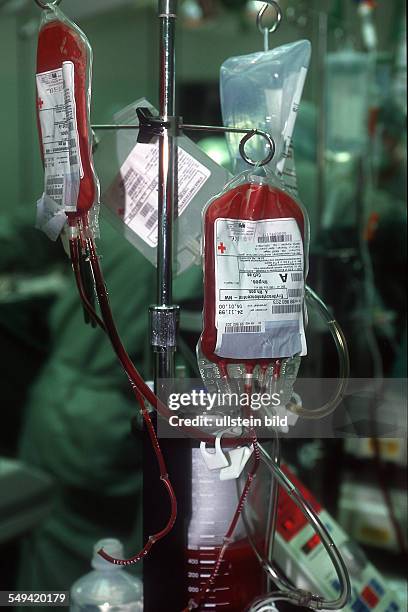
70,539,143,612
33,1,353,610
246,463,401,612
355,0,378,52
325,51,372,159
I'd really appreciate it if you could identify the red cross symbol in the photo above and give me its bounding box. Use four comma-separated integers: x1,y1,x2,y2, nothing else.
38,98,44,109
218,242,226,254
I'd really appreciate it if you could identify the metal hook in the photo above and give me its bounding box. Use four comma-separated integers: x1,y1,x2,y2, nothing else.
256,1,283,34
239,130,275,167
92,118,275,167
34,0,62,9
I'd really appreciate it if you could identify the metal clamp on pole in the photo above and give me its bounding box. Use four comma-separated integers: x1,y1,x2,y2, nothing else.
136,107,182,143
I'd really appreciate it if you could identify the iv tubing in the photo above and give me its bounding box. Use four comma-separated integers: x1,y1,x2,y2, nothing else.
69,228,178,565
87,236,177,565
246,443,351,611
287,286,350,419
264,436,281,586
69,235,106,331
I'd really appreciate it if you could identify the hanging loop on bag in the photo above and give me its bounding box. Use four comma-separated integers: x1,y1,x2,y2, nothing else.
34,0,62,9
256,1,283,35
239,129,275,167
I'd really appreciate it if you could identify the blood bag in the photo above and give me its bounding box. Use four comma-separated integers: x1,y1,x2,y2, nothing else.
199,171,308,363
35,5,99,239
198,39,312,414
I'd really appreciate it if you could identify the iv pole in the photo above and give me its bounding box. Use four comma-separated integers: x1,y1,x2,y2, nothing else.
151,0,179,384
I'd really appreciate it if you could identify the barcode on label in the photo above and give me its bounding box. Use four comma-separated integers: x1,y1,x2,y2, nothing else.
287,288,303,297
291,272,303,281
46,188,63,196
271,304,302,314
128,176,145,200
258,233,292,243
68,138,78,167
46,176,64,200
140,204,153,218
224,323,262,333
122,167,135,185
146,210,158,230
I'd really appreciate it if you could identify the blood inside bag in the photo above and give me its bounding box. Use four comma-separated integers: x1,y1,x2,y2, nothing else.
186,539,264,611
201,182,305,364
37,19,95,214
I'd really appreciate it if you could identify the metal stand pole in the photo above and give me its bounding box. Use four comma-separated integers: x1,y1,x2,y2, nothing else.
314,9,328,378
144,5,189,611
316,10,327,236
150,0,179,384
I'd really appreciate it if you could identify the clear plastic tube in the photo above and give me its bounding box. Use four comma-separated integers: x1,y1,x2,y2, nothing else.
286,285,350,419
238,438,295,597
248,443,351,611
249,592,314,612
264,435,280,576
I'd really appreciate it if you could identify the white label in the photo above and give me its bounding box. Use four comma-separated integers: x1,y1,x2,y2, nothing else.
275,65,308,177
214,217,307,359
36,61,82,213
103,142,211,248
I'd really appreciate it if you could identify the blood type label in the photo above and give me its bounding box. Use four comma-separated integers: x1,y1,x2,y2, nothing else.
36,61,82,212
214,217,307,359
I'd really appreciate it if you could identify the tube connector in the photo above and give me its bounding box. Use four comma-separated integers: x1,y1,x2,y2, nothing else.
158,0,177,16
149,305,180,351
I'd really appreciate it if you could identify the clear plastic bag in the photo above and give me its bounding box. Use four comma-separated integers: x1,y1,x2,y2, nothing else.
220,39,311,178
94,99,230,275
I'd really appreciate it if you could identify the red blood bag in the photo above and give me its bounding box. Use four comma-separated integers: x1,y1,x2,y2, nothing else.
200,178,308,370
36,7,97,227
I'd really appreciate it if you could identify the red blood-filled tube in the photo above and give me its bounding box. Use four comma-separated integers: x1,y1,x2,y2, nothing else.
201,181,306,367
36,15,96,217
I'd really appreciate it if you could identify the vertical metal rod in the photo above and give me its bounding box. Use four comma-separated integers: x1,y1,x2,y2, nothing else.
314,10,328,378
144,8,183,609
316,10,327,237
153,0,178,381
